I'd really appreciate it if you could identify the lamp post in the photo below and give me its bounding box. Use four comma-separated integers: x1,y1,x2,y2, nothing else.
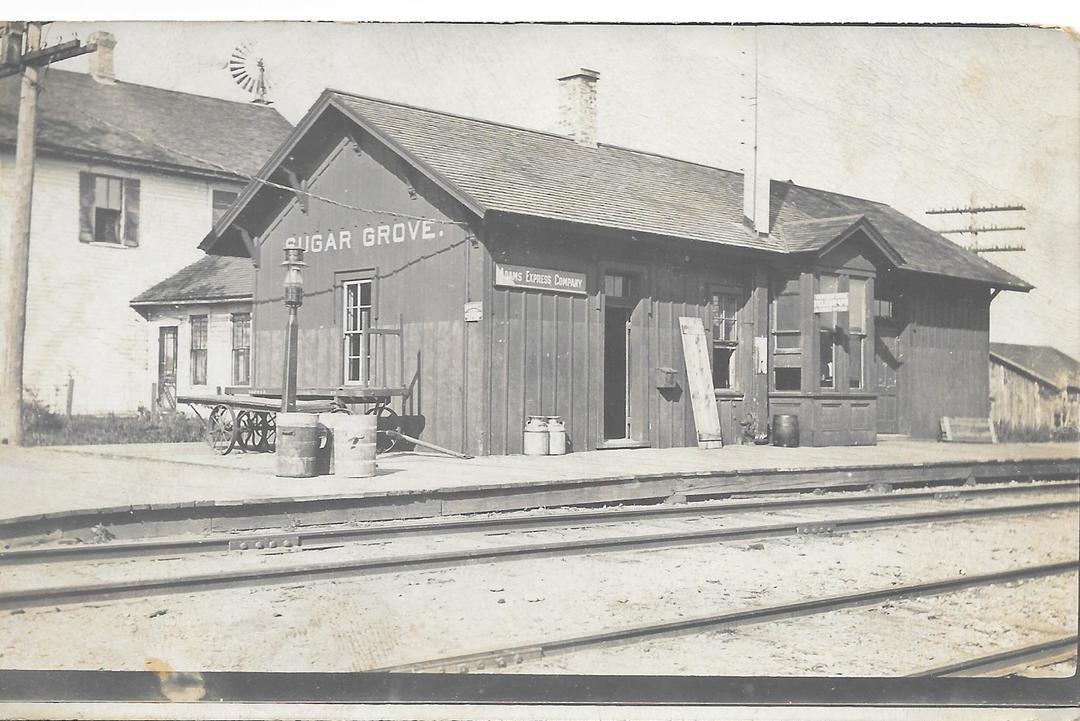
280,246,306,413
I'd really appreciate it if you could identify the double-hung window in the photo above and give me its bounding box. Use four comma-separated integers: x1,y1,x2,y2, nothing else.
771,276,802,391
231,313,251,386
342,279,373,385
212,189,240,226
190,315,208,386
710,286,741,389
79,172,140,247
816,273,868,391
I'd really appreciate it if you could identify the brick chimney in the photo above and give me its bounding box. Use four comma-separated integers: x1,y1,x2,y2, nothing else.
88,31,117,84
558,68,599,147
743,170,771,236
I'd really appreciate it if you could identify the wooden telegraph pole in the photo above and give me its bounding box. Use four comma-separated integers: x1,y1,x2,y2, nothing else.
0,22,96,445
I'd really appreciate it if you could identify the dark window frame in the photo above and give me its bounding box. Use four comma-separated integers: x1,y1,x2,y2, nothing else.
189,315,208,386
231,312,251,386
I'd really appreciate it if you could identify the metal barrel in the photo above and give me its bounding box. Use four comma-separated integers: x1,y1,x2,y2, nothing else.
316,412,350,475
334,413,378,478
772,414,800,448
275,412,321,478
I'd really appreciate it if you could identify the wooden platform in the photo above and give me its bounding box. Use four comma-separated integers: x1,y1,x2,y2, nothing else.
0,439,1076,546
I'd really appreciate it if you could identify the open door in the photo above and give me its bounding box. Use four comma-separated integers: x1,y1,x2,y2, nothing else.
157,326,178,410
601,269,648,445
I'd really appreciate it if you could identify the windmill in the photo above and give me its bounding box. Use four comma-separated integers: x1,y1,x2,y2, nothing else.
226,43,271,105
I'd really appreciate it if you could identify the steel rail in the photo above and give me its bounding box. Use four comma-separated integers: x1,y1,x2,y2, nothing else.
369,561,1079,673
3,480,1075,566
0,499,1075,612
906,635,1078,677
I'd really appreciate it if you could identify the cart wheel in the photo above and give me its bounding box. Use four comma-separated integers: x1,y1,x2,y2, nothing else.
365,404,401,453
235,410,255,451
206,404,238,455
251,411,275,452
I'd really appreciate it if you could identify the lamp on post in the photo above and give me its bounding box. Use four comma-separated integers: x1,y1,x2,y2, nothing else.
280,246,306,413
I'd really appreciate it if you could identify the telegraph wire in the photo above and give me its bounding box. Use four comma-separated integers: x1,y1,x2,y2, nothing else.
77,108,473,228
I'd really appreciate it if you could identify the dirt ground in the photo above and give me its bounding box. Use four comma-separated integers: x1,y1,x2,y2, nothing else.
1,506,1075,675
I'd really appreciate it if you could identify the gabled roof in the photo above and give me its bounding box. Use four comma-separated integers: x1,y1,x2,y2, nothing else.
990,342,1080,392
0,69,293,179
203,88,1030,291
769,183,1030,290
776,213,905,267
130,255,253,308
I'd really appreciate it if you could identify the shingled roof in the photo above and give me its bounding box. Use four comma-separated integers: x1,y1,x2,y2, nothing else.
0,69,293,179
130,254,253,307
990,343,1080,391
205,89,1030,291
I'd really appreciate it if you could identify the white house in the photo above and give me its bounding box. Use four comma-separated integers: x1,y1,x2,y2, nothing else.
130,255,254,410
0,32,292,414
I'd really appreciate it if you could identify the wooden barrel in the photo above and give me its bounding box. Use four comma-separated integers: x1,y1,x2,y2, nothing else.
772,414,800,448
275,412,321,478
316,412,350,475
334,414,378,478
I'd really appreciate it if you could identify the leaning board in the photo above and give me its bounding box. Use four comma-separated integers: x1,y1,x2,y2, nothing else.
679,317,723,449
940,417,998,444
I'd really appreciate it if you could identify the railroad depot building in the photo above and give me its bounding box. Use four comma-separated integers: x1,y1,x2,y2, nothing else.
199,71,1031,457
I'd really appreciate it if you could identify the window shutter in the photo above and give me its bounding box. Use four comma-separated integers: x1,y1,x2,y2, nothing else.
78,172,94,243
122,178,140,247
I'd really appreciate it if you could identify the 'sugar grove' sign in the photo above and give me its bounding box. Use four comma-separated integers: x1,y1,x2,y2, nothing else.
284,219,446,254
494,263,587,295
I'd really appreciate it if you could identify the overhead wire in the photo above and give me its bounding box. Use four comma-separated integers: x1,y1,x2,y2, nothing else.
75,106,473,228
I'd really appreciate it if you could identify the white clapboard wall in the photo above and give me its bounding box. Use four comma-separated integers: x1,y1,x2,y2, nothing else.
678,317,723,449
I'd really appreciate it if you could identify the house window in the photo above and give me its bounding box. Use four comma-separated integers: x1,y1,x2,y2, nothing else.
190,315,208,386
772,276,802,391
710,287,740,389
79,172,140,247
231,313,251,386
847,277,867,389
212,189,240,226
343,280,373,384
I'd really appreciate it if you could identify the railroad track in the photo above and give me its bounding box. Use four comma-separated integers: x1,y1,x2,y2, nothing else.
368,560,1079,673
0,494,1075,611
3,480,1075,566
907,635,1079,678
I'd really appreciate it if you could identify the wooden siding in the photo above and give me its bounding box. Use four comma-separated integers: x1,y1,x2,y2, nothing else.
483,220,769,455
251,126,479,453
990,361,1079,432
902,276,992,439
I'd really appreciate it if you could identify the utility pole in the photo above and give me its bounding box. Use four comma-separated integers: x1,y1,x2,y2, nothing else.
0,22,96,446
925,201,1027,254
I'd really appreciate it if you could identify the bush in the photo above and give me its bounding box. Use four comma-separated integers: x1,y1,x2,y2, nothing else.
21,398,204,446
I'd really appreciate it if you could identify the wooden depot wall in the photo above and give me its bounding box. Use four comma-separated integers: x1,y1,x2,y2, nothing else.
251,122,483,455
243,110,999,456
480,217,770,455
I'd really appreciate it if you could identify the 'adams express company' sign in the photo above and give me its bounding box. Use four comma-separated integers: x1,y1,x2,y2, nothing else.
283,219,446,253
494,264,587,295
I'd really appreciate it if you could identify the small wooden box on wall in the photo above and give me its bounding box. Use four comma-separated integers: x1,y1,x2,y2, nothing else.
656,366,679,389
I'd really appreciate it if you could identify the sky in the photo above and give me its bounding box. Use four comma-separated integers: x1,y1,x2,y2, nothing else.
42,22,1080,358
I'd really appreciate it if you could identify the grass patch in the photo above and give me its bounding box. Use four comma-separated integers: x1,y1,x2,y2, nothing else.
22,399,204,447
994,422,1080,444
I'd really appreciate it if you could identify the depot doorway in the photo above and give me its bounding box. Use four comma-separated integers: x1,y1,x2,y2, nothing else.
601,268,648,444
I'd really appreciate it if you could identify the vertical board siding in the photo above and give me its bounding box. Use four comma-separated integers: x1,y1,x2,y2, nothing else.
905,277,992,438
485,221,758,454
251,127,474,453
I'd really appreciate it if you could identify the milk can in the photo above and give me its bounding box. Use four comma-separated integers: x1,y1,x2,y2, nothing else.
523,415,549,456
546,416,567,455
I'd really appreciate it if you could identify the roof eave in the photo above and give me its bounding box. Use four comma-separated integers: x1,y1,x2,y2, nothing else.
129,294,253,308
989,351,1063,390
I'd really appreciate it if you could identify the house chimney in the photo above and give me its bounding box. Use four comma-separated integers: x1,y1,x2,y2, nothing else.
88,31,117,84
558,68,599,147
743,170,772,236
